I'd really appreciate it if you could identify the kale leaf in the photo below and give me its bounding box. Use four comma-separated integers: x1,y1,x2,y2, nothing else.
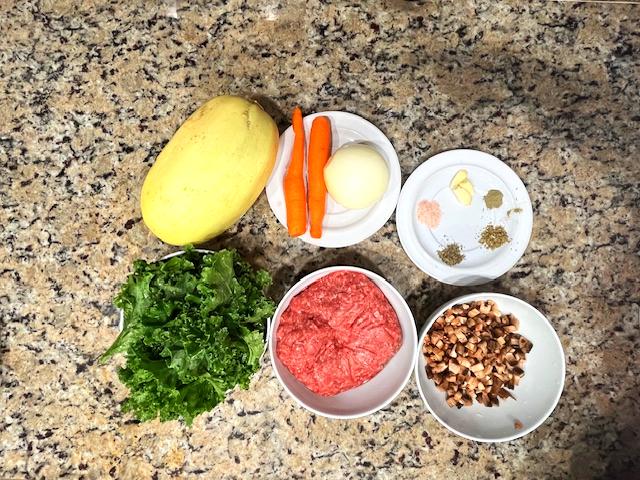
100,247,274,425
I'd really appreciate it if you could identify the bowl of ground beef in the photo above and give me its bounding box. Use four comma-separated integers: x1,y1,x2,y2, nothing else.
269,266,417,419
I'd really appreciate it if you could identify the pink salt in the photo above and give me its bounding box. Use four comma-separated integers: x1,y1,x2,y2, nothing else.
416,200,442,229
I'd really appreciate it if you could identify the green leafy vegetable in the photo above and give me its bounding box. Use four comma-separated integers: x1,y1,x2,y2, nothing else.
101,247,275,425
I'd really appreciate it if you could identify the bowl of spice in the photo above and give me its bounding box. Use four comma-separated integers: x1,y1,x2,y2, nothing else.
415,293,565,442
396,149,533,286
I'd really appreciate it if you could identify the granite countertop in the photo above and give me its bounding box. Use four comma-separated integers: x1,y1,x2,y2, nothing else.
1,0,639,478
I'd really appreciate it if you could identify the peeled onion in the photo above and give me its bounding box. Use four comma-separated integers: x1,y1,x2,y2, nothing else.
323,144,389,209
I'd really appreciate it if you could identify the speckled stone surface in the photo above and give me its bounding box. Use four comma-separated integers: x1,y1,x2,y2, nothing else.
1,0,639,478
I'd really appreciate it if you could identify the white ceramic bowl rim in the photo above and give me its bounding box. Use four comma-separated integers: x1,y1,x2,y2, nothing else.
269,265,418,419
414,292,566,442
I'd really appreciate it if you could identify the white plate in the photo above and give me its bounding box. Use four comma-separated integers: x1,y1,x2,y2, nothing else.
266,111,401,248
397,149,533,286
415,293,565,442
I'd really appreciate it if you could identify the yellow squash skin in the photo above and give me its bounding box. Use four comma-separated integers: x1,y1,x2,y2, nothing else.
141,96,278,245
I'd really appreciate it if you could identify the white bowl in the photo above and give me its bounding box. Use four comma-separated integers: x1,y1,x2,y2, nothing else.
269,266,418,419
415,293,565,442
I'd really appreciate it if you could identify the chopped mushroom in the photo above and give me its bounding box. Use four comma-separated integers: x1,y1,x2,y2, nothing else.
422,300,533,408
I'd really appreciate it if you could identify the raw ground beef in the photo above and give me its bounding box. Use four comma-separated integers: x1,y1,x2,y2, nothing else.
276,270,402,396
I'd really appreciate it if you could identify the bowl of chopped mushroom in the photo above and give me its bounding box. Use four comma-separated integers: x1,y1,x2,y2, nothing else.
415,293,565,442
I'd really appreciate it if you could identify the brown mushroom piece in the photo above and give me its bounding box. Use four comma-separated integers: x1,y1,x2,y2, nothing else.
422,300,532,408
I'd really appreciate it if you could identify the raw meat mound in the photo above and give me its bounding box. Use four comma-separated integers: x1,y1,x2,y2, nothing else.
276,271,402,396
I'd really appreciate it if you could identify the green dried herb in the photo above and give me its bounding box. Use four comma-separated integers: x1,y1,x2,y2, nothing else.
479,225,510,250
437,243,465,266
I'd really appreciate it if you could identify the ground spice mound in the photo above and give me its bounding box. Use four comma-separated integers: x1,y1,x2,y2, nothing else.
483,189,503,209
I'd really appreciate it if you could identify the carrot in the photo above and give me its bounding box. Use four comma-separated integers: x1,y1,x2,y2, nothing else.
307,116,331,239
283,107,307,237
